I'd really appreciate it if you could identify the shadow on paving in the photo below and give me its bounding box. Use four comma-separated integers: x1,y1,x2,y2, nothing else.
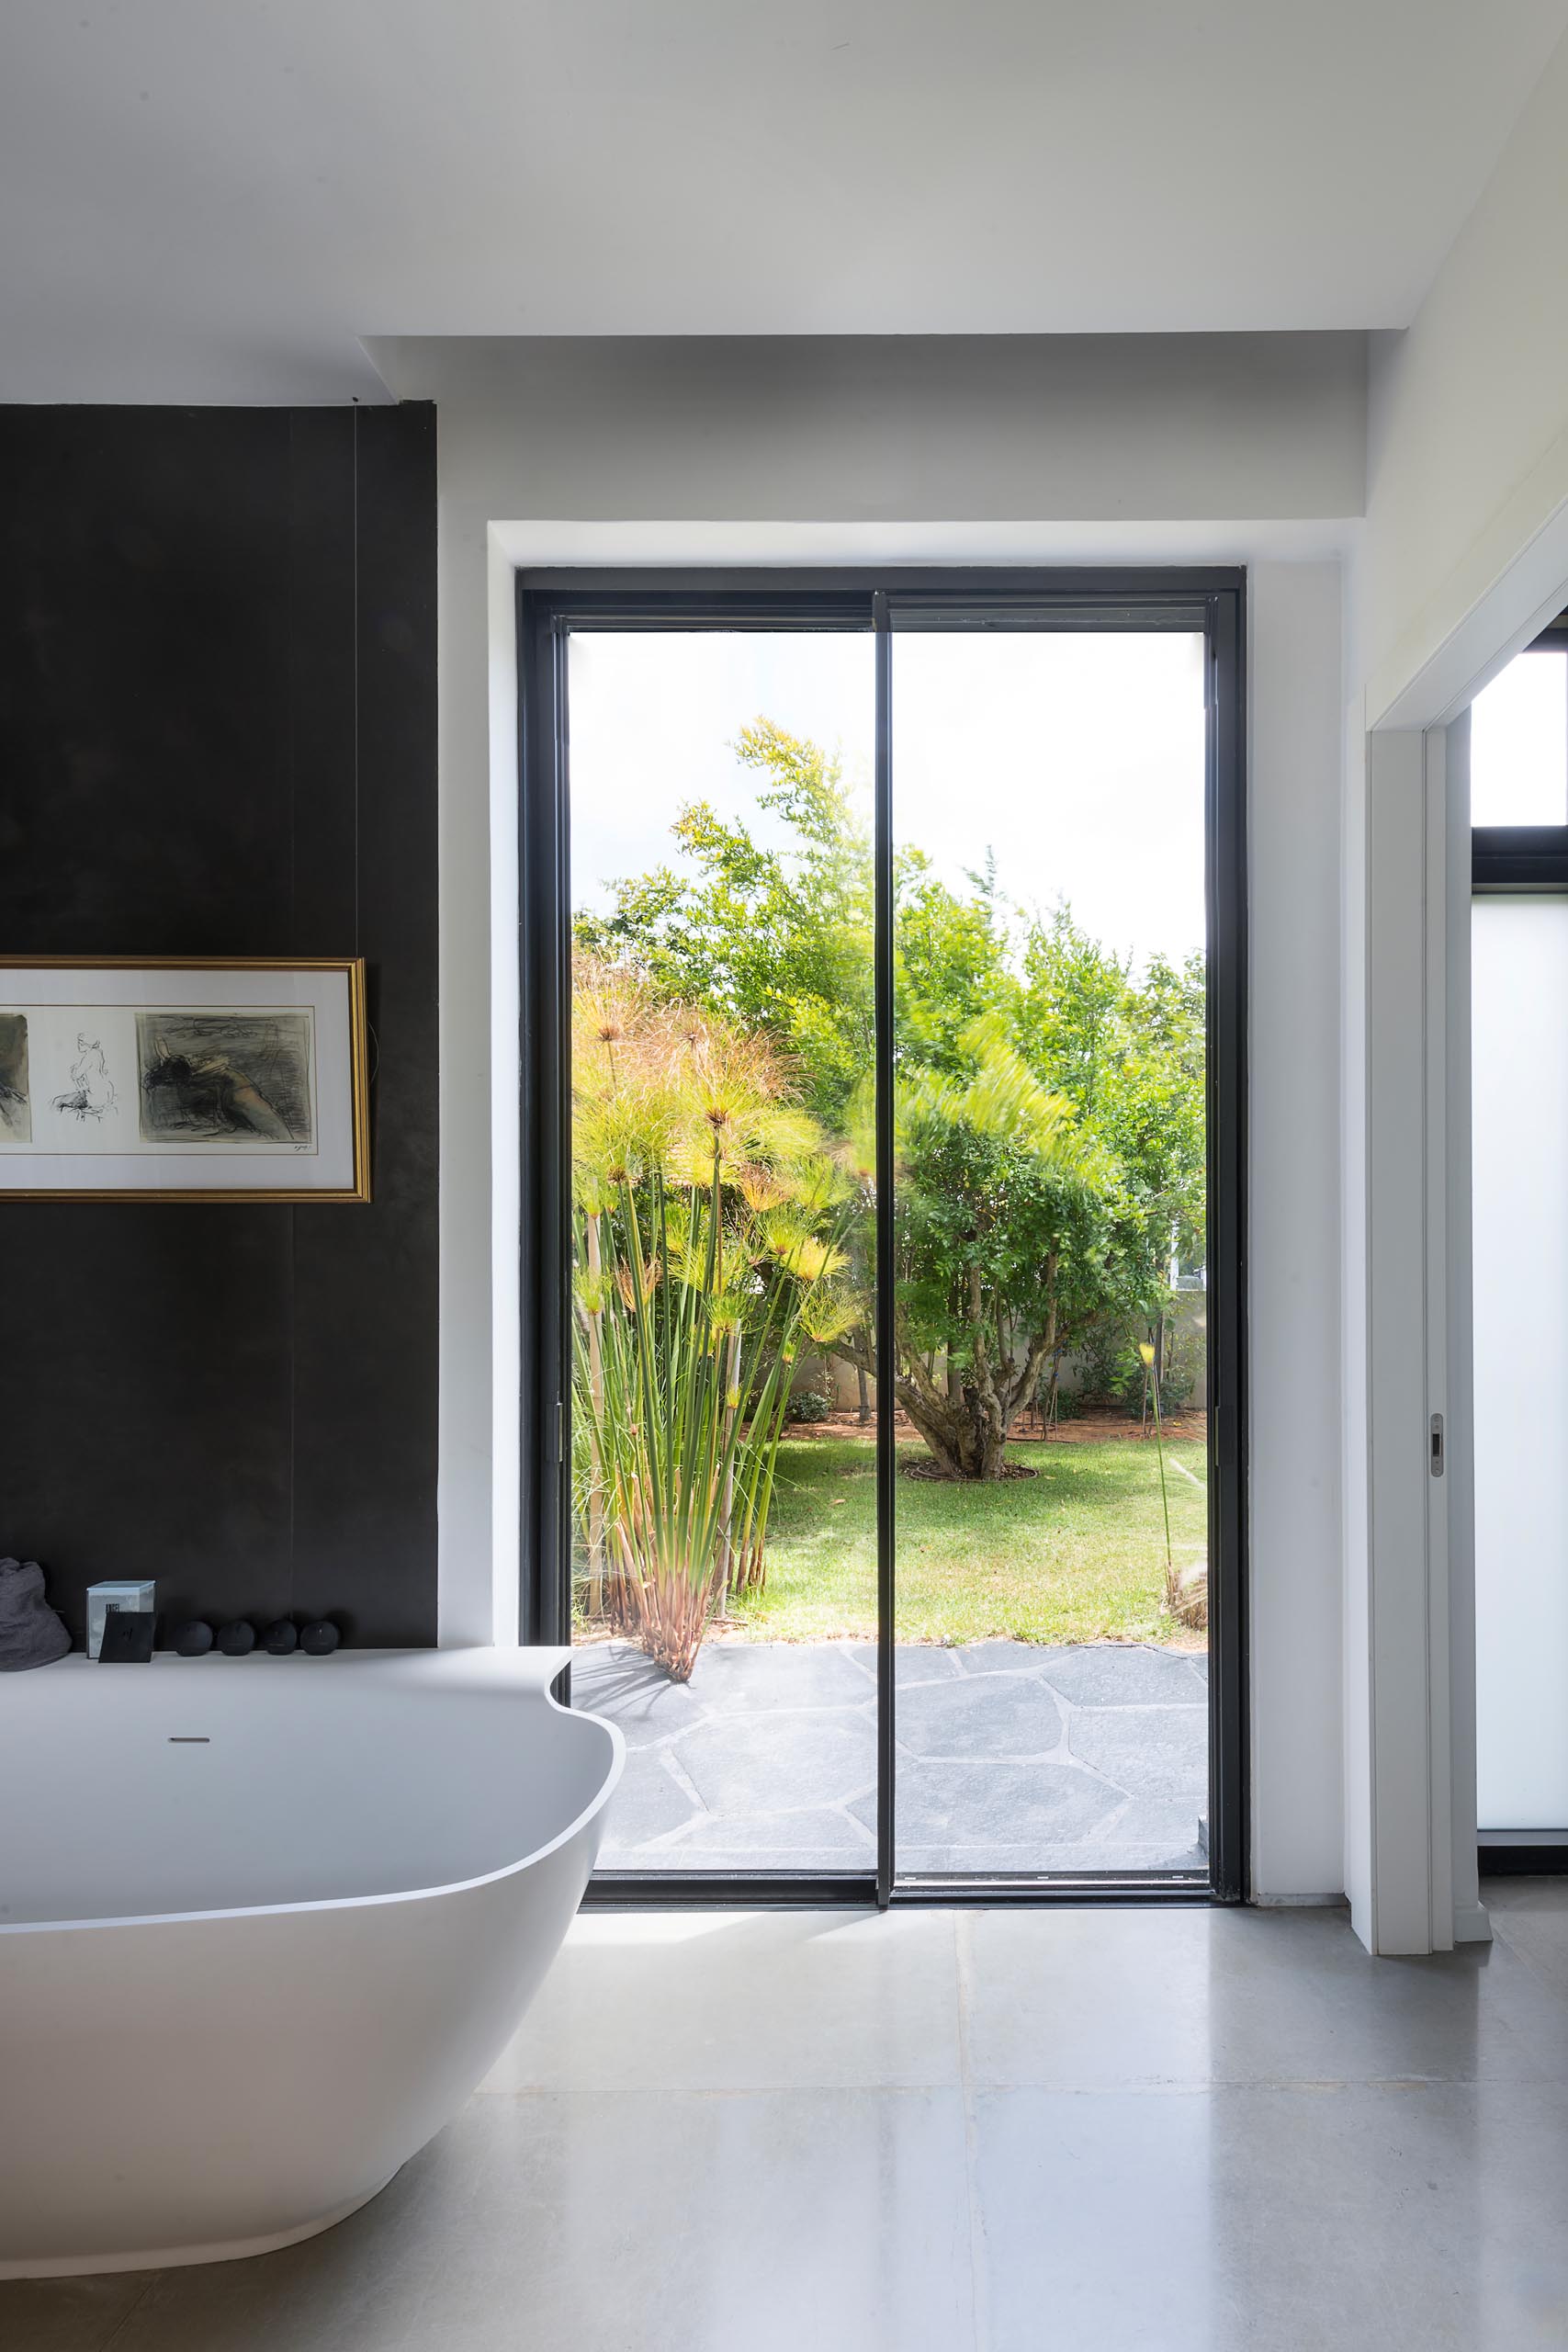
570,1638,1209,1877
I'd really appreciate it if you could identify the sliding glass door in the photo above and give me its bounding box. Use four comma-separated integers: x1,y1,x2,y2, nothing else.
519,573,1246,1902
887,622,1213,1881
561,626,879,1878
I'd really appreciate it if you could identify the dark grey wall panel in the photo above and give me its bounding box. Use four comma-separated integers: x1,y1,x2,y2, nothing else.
0,402,438,1645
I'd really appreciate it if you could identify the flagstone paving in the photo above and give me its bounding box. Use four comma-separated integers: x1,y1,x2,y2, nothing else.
571,1638,1209,1878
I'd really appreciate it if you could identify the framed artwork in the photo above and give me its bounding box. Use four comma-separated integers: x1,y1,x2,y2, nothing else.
0,958,369,1202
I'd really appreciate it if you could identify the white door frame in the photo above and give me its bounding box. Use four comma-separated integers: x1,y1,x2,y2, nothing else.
1352,722,1456,1953
1351,504,1568,1953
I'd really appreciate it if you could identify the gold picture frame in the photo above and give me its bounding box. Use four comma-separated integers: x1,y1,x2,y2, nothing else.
0,956,370,1203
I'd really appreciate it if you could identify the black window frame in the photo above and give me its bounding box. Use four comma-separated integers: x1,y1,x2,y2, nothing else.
518,566,1248,1908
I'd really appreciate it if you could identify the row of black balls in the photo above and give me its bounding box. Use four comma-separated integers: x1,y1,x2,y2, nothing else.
172,1618,340,1657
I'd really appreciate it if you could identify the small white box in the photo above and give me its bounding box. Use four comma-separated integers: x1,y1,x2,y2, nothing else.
85,1580,156,1660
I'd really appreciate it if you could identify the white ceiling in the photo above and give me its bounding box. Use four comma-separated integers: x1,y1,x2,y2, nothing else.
4,0,1566,403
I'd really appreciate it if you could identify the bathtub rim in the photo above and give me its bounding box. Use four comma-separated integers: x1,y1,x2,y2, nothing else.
1,1644,625,1939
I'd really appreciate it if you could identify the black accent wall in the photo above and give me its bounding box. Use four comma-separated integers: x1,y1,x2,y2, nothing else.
0,404,439,1645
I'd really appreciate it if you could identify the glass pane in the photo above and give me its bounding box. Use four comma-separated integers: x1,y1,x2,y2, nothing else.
890,630,1211,1879
1472,895,1568,1831
1470,650,1568,825
564,631,878,1876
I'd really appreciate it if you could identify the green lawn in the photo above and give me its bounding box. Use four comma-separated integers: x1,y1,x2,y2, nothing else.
721,1434,1208,1647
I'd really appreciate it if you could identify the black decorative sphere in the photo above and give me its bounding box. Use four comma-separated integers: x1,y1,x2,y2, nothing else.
262,1619,298,1656
171,1619,213,1657
299,1619,340,1657
216,1620,256,1657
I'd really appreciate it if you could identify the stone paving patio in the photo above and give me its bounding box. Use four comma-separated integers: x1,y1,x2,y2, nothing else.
572,1638,1209,1878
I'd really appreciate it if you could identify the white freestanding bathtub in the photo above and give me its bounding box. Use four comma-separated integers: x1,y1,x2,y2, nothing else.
0,1645,621,2278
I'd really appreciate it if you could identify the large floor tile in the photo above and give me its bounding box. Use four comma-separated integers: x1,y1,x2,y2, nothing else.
959,1903,1568,2088
0,2273,157,2352
1483,1877,1568,1917
102,2090,976,2352
973,2079,1568,2351
481,1908,963,2092
1484,1876,1568,1995
17,1899,1568,2351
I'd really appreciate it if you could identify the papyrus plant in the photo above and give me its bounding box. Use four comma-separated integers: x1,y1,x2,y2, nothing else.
571,967,854,1679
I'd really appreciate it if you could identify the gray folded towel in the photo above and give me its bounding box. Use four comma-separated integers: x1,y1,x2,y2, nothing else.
0,1557,72,1670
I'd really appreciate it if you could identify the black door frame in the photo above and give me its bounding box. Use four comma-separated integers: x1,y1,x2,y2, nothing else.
518,566,1248,1906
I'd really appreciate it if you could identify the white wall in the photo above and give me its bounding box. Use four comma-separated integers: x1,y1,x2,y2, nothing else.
1338,27,1568,1948
376,331,1359,1898
1339,695,1373,1942
375,334,1367,527
1361,28,1568,725
1247,564,1345,1900
382,20,1568,1931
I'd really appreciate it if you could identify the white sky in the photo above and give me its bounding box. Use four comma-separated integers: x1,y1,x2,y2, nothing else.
569,628,1208,970
1470,649,1568,825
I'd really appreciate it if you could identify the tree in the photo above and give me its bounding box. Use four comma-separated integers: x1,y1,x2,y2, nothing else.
575,722,1206,1480
574,719,874,1135
835,1008,1107,1478
1020,913,1207,1404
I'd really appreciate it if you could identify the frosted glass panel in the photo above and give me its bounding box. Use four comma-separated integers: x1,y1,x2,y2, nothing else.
1472,895,1568,1830
1470,650,1568,825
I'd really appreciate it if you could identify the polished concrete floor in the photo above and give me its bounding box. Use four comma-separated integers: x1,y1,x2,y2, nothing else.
8,1882,1568,2350
574,1637,1209,1875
